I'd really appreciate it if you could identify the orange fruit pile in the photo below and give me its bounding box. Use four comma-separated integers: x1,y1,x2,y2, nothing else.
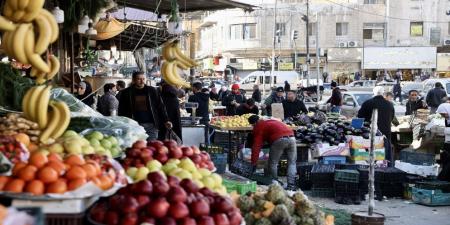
0,152,115,195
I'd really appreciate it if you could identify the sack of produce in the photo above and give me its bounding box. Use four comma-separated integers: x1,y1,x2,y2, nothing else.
50,88,102,117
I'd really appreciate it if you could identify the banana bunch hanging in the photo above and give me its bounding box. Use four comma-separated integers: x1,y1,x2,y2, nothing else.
0,0,60,85
161,41,197,88
0,0,70,144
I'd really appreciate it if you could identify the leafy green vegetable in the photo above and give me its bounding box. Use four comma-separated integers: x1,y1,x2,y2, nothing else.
0,63,34,111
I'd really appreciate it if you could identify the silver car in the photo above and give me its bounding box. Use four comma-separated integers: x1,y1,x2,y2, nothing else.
340,91,406,118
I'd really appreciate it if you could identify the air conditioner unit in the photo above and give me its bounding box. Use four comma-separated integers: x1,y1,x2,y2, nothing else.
444,39,450,46
338,41,347,48
230,58,237,63
348,41,358,47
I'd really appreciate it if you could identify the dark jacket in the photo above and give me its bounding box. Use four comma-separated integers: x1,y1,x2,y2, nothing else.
97,91,119,116
264,92,284,116
405,99,427,115
393,83,401,94
426,87,447,108
327,88,343,106
357,95,395,139
236,104,259,116
160,83,184,140
252,89,262,103
223,92,246,116
284,82,291,92
118,85,169,128
282,99,308,119
188,92,210,123
77,82,95,107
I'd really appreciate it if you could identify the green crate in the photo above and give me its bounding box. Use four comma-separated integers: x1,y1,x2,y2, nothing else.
222,179,257,194
412,187,450,206
222,179,237,193
311,188,334,198
334,169,360,183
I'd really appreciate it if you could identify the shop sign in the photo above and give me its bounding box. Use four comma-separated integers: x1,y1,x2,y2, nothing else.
242,61,258,70
363,47,436,69
299,57,326,66
437,53,450,71
327,48,362,62
278,62,294,71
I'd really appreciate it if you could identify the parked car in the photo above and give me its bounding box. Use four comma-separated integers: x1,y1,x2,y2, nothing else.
376,81,396,93
340,91,406,118
237,71,302,93
338,80,377,92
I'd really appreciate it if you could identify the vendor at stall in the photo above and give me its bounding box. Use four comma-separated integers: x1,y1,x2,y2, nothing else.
188,82,211,144
405,90,427,115
236,98,259,115
282,90,308,119
248,115,297,190
263,87,285,116
223,84,246,116
437,97,450,127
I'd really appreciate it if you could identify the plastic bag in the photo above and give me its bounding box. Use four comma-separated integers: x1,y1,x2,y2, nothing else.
50,88,102,117
165,129,182,145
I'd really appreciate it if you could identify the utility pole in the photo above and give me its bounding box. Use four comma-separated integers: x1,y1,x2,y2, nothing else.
316,13,320,105
306,0,310,87
271,0,278,90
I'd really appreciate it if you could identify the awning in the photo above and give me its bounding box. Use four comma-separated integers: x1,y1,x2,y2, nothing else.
116,0,254,13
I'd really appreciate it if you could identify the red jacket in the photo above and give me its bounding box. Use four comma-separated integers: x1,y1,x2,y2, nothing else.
251,119,294,164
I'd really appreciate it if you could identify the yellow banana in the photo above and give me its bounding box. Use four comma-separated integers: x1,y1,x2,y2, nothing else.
172,42,197,67
0,16,15,31
22,0,45,22
163,61,189,88
3,3,13,19
12,23,31,64
21,87,33,119
18,0,30,10
39,101,60,144
49,101,70,140
33,13,51,55
11,10,26,23
35,58,50,84
46,55,59,80
28,54,50,73
36,85,52,129
175,58,190,70
172,62,190,88
39,9,59,43
24,24,35,63
6,0,18,11
27,85,45,121
30,67,42,78
162,42,176,61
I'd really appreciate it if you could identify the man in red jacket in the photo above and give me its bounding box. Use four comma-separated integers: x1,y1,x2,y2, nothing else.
248,115,297,189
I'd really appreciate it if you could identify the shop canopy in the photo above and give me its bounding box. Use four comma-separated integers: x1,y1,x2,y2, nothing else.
117,0,254,13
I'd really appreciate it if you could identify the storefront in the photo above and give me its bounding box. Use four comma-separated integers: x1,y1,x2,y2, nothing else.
363,47,436,81
437,53,450,78
327,48,362,84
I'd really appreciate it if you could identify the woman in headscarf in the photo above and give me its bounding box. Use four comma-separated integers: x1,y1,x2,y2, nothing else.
76,81,95,107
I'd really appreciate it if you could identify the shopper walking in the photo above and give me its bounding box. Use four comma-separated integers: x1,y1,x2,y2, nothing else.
236,98,259,115
188,82,211,144
263,87,285,116
159,81,185,141
76,81,95,108
248,115,297,190
405,90,427,115
282,90,308,119
251,84,262,103
327,81,343,113
393,81,402,103
426,83,447,114
223,84,246,116
118,71,172,141
97,83,119,116
284,81,291,92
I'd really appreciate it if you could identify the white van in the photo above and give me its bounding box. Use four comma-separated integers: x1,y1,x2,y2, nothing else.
237,71,301,92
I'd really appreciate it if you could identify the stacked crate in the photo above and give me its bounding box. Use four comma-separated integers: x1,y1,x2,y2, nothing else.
311,164,335,197
334,170,361,204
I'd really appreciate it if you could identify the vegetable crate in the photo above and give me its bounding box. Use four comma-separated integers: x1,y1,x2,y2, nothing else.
312,188,335,198
222,179,257,194
199,143,224,154
230,158,253,177
375,167,407,183
335,164,369,170
334,181,362,205
415,181,450,192
321,156,347,165
297,162,315,191
311,164,335,189
375,182,404,200
210,153,227,174
400,150,435,166
334,170,359,183
412,187,450,206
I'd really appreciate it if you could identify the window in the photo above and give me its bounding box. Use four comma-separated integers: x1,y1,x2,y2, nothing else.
363,23,385,40
244,23,256,39
244,76,257,84
308,23,316,36
343,95,354,106
230,23,256,40
230,24,243,40
336,22,348,36
410,22,423,37
364,0,385,4
276,23,286,36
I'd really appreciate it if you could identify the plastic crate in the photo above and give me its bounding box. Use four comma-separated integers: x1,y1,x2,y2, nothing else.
210,153,227,174
415,181,450,192
17,207,45,225
412,187,450,206
312,188,335,198
298,162,315,190
335,181,360,194
222,179,257,194
200,143,224,154
375,167,406,183
400,150,435,166
222,179,237,193
46,212,85,225
321,156,347,165
230,158,253,177
335,164,369,170
311,164,335,188
351,118,364,129
375,182,404,200
335,170,360,183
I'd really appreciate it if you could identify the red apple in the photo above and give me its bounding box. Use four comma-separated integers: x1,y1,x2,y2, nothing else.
179,217,197,225
146,198,170,218
167,176,181,187
190,155,202,164
167,186,187,203
109,195,124,210
192,146,201,154
168,202,189,219
199,153,209,162
169,147,183,159
157,217,177,225
212,197,233,213
148,140,164,148
134,179,153,195
164,140,178,148
121,196,140,213
197,216,215,225
132,140,147,149
181,146,194,157
180,179,199,193
126,148,141,158
213,214,230,225
153,180,170,196
199,188,215,197
139,217,155,225
155,153,168,164
189,198,210,217
157,146,169,155
122,158,133,168
147,172,166,183
90,203,107,223
227,211,242,225
120,213,138,225
105,211,119,225
140,148,153,162
135,195,150,208
132,159,143,166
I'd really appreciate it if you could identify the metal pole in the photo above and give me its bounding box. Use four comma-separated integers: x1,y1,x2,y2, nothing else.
362,39,365,80
368,109,378,216
294,41,298,71
316,13,320,105
306,0,310,87
383,0,390,79
70,32,75,93
271,0,278,89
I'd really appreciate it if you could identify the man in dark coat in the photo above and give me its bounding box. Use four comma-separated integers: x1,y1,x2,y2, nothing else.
282,91,308,119
251,84,262,103
223,84,246,116
426,82,447,114
263,87,285,116
393,82,402,103
159,81,185,141
118,71,172,141
284,81,291,92
405,90,427,115
327,81,342,113
357,87,395,165
236,98,259,115
188,82,211,144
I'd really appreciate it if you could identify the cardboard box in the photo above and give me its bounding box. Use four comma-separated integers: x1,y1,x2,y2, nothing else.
350,148,385,161
350,136,384,149
311,143,350,157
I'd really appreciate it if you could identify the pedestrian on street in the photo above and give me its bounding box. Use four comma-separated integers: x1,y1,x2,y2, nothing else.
236,98,259,115
252,84,262,103
357,86,395,166
426,82,447,114
405,90,427,115
97,83,119,116
384,92,400,126
76,81,95,108
115,80,126,100
218,86,230,103
118,71,172,141
248,115,297,190
188,82,212,144
327,81,343,113
354,71,361,81
263,87,285,116
159,80,185,141
223,84,246,116
284,81,291,92
282,90,308,119
393,81,402,103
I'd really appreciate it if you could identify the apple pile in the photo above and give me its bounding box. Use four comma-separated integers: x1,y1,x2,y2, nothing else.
121,140,215,171
89,171,242,225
